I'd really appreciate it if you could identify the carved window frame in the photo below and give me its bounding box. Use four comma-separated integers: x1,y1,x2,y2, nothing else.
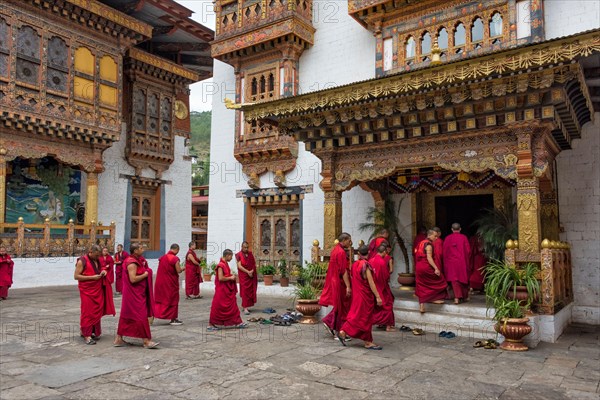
0,16,11,82
130,184,161,251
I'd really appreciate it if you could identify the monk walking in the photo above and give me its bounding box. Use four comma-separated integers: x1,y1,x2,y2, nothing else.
208,249,246,330
443,223,472,304
236,241,258,315
74,245,115,345
320,233,352,337
412,226,427,266
0,247,14,300
370,243,396,332
114,244,129,295
368,229,389,259
338,245,383,349
99,247,115,286
114,243,159,349
469,234,487,293
415,229,447,313
185,242,202,299
154,244,185,325
432,227,444,274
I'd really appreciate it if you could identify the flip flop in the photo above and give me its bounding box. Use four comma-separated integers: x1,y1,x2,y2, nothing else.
244,311,251,315
336,332,347,346
399,325,411,332
248,317,260,323
84,338,96,345
237,323,249,329
207,326,220,332
473,340,485,348
365,345,383,350
484,342,497,349
439,331,447,337
412,328,424,336
323,323,335,337
444,332,456,339
143,342,160,349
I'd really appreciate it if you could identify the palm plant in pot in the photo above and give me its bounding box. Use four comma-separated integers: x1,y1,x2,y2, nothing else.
259,264,276,286
484,260,540,351
293,265,323,324
278,258,289,287
359,196,413,284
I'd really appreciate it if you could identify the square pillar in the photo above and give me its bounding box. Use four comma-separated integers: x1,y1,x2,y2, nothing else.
323,190,342,250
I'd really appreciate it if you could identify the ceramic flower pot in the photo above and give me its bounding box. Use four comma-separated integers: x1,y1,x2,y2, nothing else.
203,273,212,282
495,317,532,351
280,277,289,287
397,273,416,286
295,299,321,324
263,275,273,286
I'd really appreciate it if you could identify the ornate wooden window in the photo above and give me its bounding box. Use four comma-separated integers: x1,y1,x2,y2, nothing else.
74,47,95,105
0,17,10,81
131,86,174,158
405,36,416,64
454,22,466,53
16,25,41,86
420,31,431,61
99,56,118,110
490,12,503,42
253,206,300,267
46,37,69,94
130,184,160,251
471,17,484,48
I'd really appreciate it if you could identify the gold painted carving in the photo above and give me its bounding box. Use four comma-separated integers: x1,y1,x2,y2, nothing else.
323,191,342,249
174,100,189,120
68,0,153,37
516,178,541,253
128,48,200,82
84,172,99,226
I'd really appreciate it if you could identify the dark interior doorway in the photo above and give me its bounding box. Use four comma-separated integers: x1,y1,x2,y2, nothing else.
435,194,494,238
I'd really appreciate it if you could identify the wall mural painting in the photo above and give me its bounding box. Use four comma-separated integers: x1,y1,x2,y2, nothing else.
6,158,81,224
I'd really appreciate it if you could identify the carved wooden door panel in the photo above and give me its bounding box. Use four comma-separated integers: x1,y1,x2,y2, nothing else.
253,206,300,268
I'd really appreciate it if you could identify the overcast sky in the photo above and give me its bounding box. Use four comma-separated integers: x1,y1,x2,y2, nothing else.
179,0,216,112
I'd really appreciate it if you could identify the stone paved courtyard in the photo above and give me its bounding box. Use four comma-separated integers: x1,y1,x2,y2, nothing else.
0,286,598,400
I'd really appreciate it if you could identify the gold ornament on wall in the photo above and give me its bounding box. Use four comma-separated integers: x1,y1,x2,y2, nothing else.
174,100,189,120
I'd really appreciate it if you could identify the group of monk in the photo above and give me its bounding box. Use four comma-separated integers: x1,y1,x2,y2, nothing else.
412,223,487,313
320,232,397,350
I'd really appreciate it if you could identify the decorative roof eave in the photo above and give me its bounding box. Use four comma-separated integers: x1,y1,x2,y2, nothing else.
127,48,201,83
238,29,600,121
211,17,316,59
19,0,153,42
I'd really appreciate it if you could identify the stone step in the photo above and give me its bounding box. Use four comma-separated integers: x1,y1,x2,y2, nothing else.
394,297,492,318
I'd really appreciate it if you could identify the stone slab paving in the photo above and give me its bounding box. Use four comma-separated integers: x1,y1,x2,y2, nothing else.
0,286,598,400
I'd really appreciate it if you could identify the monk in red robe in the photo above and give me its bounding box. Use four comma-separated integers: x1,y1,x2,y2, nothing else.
114,244,129,295
320,233,352,337
74,245,115,345
368,229,389,259
432,226,444,274
208,249,246,330
154,244,185,325
443,223,472,304
99,247,115,286
469,235,487,293
185,242,202,299
338,245,383,349
415,229,447,313
412,226,427,266
0,247,15,300
114,243,159,349
370,243,396,331
236,241,258,315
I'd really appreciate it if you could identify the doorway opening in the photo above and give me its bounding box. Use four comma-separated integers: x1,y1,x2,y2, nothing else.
435,194,494,237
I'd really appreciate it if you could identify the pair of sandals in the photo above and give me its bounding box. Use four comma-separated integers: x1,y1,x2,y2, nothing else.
439,331,457,339
207,323,249,332
399,325,411,332
412,328,425,336
474,339,500,349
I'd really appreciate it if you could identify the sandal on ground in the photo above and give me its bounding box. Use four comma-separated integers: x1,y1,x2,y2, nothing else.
84,338,96,345
442,331,456,339
143,341,160,349
248,317,260,323
399,325,411,332
237,323,248,329
334,336,352,342
259,319,273,325
484,342,497,349
323,323,335,337
244,310,251,315
207,326,220,332
262,308,276,314
412,328,424,336
473,340,485,348
336,331,347,347
439,331,447,337
365,345,383,350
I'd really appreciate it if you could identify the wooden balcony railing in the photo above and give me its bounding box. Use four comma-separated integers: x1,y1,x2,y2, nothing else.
192,216,208,230
0,218,116,258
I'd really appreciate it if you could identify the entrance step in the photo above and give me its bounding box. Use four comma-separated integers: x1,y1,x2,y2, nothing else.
392,290,497,340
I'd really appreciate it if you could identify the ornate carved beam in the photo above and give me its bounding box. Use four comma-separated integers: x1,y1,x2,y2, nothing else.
153,42,211,52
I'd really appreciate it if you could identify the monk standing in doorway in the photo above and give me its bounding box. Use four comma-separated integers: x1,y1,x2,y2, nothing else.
114,243,159,349
208,249,246,330
154,244,185,325
185,242,202,299
320,233,352,337
74,245,115,345
0,247,14,300
443,223,472,304
114,244,129,295
236,241,258,315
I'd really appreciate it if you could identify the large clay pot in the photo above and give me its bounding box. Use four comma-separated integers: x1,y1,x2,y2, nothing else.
397,273,416,286
295,299,321,324
280,277,289,287
263,275,273,286
203,274,212,282
495,317,532,351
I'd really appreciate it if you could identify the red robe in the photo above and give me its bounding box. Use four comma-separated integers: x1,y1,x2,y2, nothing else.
413,233,427,266
118,255,154,339
78,255,115,337
154,251,181,320
114,251,129,293
209,258,242,326
0,253,14,299
185,249,202,297
415,240,448,304
236,250,258,308
433,237,444,272
367,237,388,260
370,254,395,326
341,259,376,342
443,232,472,300
469,235,487,291
99,255,115,285
320,243,351,331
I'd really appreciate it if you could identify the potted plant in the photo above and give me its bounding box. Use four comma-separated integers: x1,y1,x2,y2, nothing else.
304,261,327,289
278,259,289,287
359,196,413,283
259,264,276,286
293,265,322,324
202,261,215,282
474,203,517,261
484,260,540,351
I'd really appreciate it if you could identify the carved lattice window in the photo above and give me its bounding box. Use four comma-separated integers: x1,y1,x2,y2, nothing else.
490,12,503,40
46,37,68,93
16,25,41,86
74,47,95,104
130,185,159,250
275,219,286,247
99,55,117,108
131,87,173,157
0,18,10,79
261,220,271,247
